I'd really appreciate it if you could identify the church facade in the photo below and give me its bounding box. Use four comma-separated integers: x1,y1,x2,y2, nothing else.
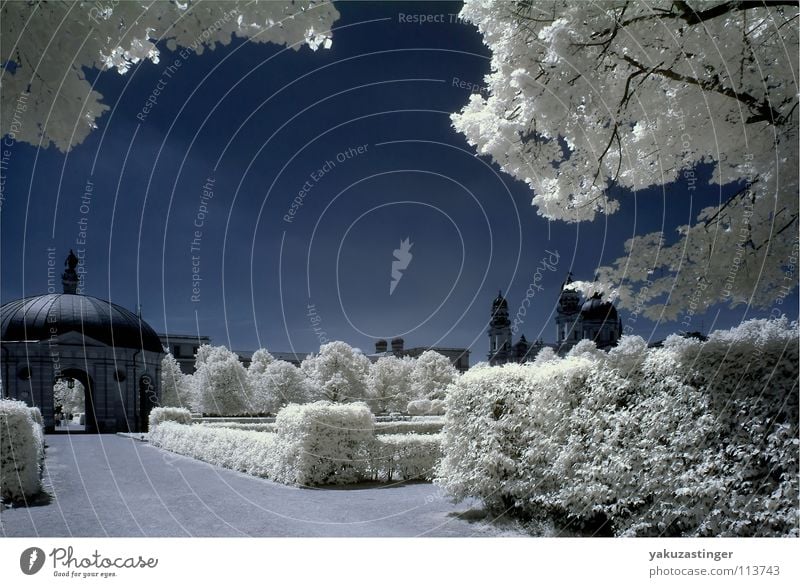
488,273,622,365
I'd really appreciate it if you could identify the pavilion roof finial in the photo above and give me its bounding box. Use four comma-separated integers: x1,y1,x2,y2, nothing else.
62,250,79,294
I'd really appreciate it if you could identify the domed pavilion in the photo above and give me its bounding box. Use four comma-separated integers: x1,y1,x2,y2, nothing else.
1,251,163,432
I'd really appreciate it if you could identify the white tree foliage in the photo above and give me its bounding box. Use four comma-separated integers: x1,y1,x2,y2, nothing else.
1,1,339,151
410,350,458,401
367,355,414,413
52,379,84,415
261,359,312,412
160,353,192,409
192,344,252,416
301,341,370,403
246,348,276,412
453,1,798,319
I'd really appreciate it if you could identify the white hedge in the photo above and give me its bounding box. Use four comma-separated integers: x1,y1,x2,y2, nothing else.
435,318,799,537
271,401,375,485
199,421,276,433
148,407,192,430
149,422,277,477
370,434,441,481
374,420,443,435
29,407,43,427
0,399,45,502
151,402,377,486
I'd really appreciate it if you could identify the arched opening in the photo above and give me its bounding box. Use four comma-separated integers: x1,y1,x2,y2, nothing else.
57,369,97,434
52,376,86,432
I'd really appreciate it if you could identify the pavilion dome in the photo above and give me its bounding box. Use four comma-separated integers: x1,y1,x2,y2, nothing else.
0,293,163,353
580,292,618,322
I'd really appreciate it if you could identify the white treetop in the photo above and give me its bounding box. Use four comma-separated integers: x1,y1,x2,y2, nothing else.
1,1,339,151
301,341,370,403
261,359,311,412
453,1,798,319
192,345,252,415
410,350,458,401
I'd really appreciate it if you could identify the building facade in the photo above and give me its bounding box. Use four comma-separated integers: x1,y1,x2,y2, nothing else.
369,337,470,372
488,273,622,365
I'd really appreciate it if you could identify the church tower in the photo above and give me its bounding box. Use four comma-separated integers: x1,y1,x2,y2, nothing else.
488,291,512,365
556,272,582,352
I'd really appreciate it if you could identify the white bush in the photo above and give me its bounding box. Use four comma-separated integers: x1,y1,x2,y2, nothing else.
0,399,44,502
407,399,432,416
370,434,442,481
271,401,375,485
428,399,446,415
410,350,458,400
29,407,43,427
406,398,446,416
302,341,370,403
148,407,192,430
435,318,799,536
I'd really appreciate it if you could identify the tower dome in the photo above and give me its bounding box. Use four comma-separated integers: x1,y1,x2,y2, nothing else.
492,290,508,310
580,292,618,322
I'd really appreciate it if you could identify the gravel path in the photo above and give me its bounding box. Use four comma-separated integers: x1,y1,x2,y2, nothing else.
1,434,510,537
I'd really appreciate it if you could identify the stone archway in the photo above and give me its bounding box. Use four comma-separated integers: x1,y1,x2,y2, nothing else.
58,368,97,433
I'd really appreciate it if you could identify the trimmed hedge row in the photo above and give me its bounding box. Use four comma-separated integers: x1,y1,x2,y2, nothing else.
149,401,441,485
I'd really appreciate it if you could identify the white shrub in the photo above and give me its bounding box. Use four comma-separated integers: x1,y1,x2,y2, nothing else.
193,345,253,416
370,434,442,481
148,407,192,430
0,399,44,502
160,353,192,408
271,401,375,485
302,341,371,403
29,407,43,427
531,346,559,365
410,350,458,400
368,355,414,413
566,339,606,361
407,399,432,416
428,399,446,415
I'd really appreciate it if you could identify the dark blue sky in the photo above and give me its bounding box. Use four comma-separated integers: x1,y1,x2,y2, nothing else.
2,1,795,363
